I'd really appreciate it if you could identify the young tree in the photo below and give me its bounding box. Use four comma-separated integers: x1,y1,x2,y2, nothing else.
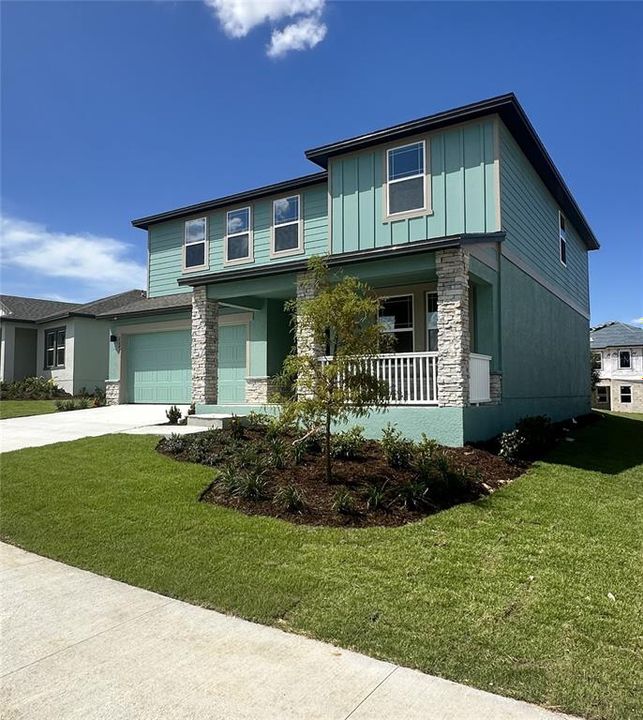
280,257,391,483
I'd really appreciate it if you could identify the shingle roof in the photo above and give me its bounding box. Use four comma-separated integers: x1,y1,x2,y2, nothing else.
97,293,192,319
40,289,146,321
0,295,81,322
590,321,643,349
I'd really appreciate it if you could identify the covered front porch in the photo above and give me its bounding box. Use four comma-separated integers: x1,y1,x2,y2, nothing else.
191,244,501,420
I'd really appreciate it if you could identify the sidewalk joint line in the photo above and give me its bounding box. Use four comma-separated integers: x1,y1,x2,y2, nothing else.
343,665,399,720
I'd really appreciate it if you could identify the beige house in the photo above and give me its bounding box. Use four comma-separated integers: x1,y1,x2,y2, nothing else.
591,322,643,412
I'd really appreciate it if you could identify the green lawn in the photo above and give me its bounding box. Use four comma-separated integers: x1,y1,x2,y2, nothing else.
1,414,642,719
0,399,58,419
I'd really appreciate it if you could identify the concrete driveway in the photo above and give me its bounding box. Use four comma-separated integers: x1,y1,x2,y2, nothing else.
0,543,578,720
0,404,196,453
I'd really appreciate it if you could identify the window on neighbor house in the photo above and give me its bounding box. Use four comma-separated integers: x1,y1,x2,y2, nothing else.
559,213,567,266
225,207,252,263
45,327,65,368
426,292,438,351
619,350,631,369
596,386,609,404
386,141,426,216
273,196,301,254
620,385,632,403
379,295,414,353
592,352,602,369
184,217,207,270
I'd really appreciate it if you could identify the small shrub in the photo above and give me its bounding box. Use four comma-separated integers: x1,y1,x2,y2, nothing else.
516,415,554,458
364,482,388,511
184,440,208,464
187,403,196,416
234,470,269,500
77,397,90,410
331,426,366,460
157,433,187,455
499,429,526,464
332,489,357,515
397,480,430,511
414,435,442,479
292,440,307,465
273,484,306,513
380,424,414,469
55,399,78,412
216,464,241,495
1,376,67,400
245,411,273,432
228,416,245,440
266,436,289,470
166,405,182,425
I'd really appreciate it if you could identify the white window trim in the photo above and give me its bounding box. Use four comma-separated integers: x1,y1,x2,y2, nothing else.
559,211,567,267
271,194,303,258
425,290,438,353
224,206,254,266
385,140,430,221
379,293,415,352
619,385,632,403
183,217,209,272
618,348,632,369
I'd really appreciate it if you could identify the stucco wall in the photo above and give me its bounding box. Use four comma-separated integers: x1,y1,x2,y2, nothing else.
37,319,75,394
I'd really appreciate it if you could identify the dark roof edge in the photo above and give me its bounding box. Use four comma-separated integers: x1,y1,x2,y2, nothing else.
36,311,95,324
305,93,599,252
177,232,505,288
131,171,328,230
99,305,192,321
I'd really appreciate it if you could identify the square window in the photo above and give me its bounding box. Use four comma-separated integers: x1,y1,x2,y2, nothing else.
386,142,426,216
185,243,205,268
620,386,632,403
227,234,249,261
619,350,631,369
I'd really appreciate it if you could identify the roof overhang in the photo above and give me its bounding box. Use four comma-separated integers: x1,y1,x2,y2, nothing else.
305,93,599,251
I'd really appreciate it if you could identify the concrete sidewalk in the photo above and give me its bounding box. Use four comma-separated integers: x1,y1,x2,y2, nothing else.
0,404,198,453
0,543,578,720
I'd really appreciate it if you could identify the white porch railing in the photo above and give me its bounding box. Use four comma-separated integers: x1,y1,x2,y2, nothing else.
320,352,439,405
469,353,492,403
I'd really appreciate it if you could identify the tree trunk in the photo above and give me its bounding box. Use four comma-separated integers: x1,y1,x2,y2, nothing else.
325,406,332,483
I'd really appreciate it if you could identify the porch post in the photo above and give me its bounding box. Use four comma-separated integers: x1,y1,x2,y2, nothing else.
436,248,470,407
295,272,322,398
191,286,218,405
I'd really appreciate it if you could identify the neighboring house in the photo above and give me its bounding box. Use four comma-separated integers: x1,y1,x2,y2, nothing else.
591,322,643,412
0,290,143,395
100,93,598,445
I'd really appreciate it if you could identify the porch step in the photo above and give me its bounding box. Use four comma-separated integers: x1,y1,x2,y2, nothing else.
186,413,238,429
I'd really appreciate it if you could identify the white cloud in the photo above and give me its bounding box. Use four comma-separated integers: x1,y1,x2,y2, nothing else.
632,317,643,325
204,0,327,57
0,215,146,293
267,15,327,58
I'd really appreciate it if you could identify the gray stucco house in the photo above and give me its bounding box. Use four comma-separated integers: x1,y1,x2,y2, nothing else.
0,290,143,395
591,322,643,412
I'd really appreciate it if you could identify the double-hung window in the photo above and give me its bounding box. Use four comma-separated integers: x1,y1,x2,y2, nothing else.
225,207,252,264
379,295,414,353
386,141,426,216
45,327,65,369
596,386,609,404
273,195,301,255
620,385,632,404
426,292,438,352
619,350,631,369
559,213,567,266
184,217,207,270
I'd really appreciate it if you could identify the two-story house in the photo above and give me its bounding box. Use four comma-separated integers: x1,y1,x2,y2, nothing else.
100,93,598,445
591,322,643,412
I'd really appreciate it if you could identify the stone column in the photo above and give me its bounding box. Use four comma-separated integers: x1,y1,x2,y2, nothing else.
436,248,470,407
191,287,218,405
489,372,503,404
295,272,321,358
105,380,121,406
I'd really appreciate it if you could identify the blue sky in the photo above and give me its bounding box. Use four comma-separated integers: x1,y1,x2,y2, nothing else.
1,1,641,325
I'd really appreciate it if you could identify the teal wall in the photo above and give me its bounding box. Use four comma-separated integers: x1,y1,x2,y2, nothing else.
330,119,498,253
498,121,589,312
148,184,328,297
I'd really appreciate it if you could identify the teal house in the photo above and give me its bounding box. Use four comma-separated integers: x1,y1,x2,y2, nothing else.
101,94,599,445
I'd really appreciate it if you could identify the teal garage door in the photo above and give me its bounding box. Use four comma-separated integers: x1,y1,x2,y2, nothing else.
127,330,191,404
218,324,247,404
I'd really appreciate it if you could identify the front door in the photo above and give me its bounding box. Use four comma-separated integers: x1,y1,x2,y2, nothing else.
218,324,247,404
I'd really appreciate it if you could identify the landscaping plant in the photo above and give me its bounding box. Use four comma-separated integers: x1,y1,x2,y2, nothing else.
166,405,182,425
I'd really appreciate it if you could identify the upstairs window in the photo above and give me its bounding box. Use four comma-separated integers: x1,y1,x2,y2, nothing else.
620,385,632,403
619,350,631,369
225,207,252,264
379,295,414,353
386,141,426,216
45,327,65,369
559,213,567,266
273,196,301,255
184,217,207,270
592,352,602,369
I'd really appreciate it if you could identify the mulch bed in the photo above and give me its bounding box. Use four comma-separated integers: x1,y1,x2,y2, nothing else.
159,428,524,528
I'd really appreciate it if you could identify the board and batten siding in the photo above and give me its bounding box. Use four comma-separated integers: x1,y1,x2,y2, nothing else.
147,184,328,297
329,119,499,254
498,121,589,313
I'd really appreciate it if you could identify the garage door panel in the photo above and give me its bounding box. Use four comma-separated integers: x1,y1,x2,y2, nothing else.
127,330,191,404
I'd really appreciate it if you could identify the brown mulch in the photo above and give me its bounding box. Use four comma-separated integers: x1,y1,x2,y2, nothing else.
159,428,524,528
